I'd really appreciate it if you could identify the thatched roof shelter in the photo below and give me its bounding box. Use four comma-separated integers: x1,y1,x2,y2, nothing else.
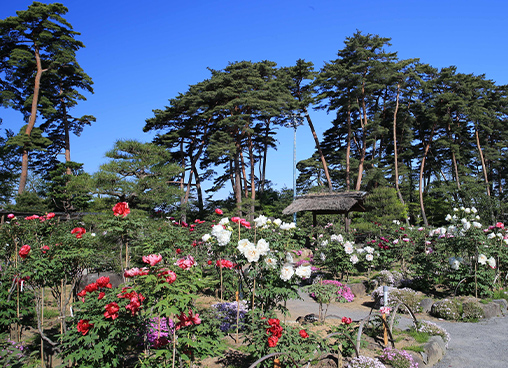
283,191,368,228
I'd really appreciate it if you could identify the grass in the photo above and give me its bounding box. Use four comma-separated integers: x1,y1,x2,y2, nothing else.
407,330,430,344
404,345,425,353
43,308,60,319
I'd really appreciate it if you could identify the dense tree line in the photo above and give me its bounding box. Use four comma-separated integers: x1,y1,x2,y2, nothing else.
2,3,507,225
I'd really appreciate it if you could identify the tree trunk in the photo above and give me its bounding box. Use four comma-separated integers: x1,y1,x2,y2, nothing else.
447,119,461,190
475,127,491,197
258,119,270,194
346,106,351,191
179,141,186,223
234,139,243,215
419,124,436,227
393,83,404,205
355,83,368,191
303,107,333,191
18,46,46,194
248,134,256,219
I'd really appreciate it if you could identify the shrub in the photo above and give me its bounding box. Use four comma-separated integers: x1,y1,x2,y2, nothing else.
430,299,461,320
376,270,403,287
371,287,422,313
379,347,418,368
0,337,31,368
415,320,450,348
461,300,484,321
348,355,386,368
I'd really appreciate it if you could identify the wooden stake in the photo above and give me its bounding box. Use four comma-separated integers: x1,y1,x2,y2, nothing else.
235,291,239,343
382,313,388,347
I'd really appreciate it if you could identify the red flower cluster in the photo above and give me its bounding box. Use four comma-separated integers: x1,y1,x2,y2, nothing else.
117,287,145,316
231,217,251,229
216,259,234,269
158,269,177,284
266,318,283,347
41,245,50,253
342,316,352,325
194,219,205,224
124,267,149,278
71,227,86,239
175,309,201,330
175,255,196,270
142,254,162,266
24,213,56,222
77,276,113,301
77,319,94,335
299,329,309,338
19,245,31,259
112,202,130,217
104,302,120,320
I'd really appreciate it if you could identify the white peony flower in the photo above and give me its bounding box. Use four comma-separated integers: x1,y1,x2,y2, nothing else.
320,252,326,261
211,224,225,237
350,254,359,264
295,264,312,279
487,232,496,239
264,256,277,269
237,239,253,253
471,207,477,214
478,254,487,265
280,264,295,281
273,219,282,226
320,240,329,247
364,246,374,254
243,244,260,263
202,233,211,242
330,234,344,243
216,230,232,246
472,221,482,229
344,241,354,255
219,217,229,225
253,215,267,227
462,221,471,231
487,257,496,269
280,222,296,230
465,208,471,214
366,254,374,262
285,252,294,263
449,257,460,270
445,214,452,222
256,239,270,256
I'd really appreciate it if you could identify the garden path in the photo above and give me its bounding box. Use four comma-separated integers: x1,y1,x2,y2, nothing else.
284,290,508,368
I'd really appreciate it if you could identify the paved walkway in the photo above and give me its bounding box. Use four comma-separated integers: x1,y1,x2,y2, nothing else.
283,290,508,368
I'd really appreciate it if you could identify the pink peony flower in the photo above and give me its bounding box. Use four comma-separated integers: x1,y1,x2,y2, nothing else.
142,254,162,266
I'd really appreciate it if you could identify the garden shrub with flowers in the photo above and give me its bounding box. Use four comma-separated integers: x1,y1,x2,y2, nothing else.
1,201,508,366
379,347,419,368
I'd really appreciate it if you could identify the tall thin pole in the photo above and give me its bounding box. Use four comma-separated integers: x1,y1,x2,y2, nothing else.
293,121,297,224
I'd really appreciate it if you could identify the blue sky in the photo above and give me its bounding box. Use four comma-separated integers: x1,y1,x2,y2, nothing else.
1,0,507,199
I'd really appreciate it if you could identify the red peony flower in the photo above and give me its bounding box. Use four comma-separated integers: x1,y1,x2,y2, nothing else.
207,260,212,265
175,255,196,270
46,212,55,219
496,222,505,229
342,316,352,325
142,254,162,266
71,227,86,239
19,245,31,259
124,267,149,277
77,319,94,335
268,335,279,347
240,220,251,229
176,248,182,254
112,202,130,217
175,309,201,330
98,292,105,300
231,217,241,223
215,208,223,215
216,259,234,269
96,276,112,289
85,282,98,293
104,302,120,320
125,292,144,316
7,213,15,219
41,245,50,253
299,329,309,338
77,290,87,298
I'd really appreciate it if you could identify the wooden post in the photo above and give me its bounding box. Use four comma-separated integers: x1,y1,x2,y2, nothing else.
382,313,388,347
274,358,281,368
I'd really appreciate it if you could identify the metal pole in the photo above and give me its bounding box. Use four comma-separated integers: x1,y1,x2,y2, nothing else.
293,121,297,224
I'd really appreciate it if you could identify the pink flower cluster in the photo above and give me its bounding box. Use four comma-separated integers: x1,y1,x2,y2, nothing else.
175,255,196,270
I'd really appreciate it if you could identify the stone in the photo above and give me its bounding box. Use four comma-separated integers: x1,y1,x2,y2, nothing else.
423,336,446,366
480,302,502,319
313,354,338,368
419,298,434,313
492,299,508,314
348,282,367,297
78,271,123,290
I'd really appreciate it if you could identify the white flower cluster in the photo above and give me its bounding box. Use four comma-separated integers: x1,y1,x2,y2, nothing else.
237,238,270,263
208,223,232,246
252,214,296,231
343,241,375,264
432,207,481,237
280,263,311,281
478,253,496,268
448,256,463,270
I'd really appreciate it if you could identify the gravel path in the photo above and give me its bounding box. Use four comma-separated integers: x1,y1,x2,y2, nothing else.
284,290,508,368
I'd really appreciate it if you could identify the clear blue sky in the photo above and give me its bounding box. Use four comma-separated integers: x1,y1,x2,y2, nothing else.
1,0,507,199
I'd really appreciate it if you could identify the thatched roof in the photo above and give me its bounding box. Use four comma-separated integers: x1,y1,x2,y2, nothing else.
282,191,368,215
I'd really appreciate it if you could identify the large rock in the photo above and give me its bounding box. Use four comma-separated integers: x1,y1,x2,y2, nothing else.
493,299,508,314
78,271,123,290
348,282,367,297
480,301,502,319
419,298,434,313
422,336,446,366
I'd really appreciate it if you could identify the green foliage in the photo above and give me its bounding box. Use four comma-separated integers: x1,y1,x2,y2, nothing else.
407,330,430,344
354,187,407,228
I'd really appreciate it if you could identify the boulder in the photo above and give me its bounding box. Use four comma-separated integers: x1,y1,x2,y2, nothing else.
422,336,446,366
492,299,508,314
348,282,367,297
419,298,434,313
480,301,502,319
